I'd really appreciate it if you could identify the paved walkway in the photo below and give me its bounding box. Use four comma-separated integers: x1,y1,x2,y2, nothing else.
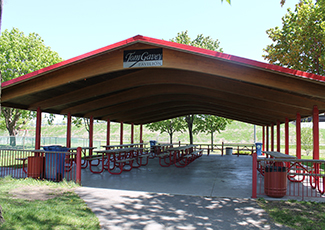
75,155,292,229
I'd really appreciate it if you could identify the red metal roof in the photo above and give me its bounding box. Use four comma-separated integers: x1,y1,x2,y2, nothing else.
3,35,325,88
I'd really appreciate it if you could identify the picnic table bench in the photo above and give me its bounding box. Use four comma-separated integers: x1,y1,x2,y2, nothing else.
90,147,148,175
158,145,202,167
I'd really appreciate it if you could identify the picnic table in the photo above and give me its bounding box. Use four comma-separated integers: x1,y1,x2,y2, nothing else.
68,147,96,169
157,145,202,167
152,143,173,158
101,143,146,149
89,147,149,175
262,151,297,159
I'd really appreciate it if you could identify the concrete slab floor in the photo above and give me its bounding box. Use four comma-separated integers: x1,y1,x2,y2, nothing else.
76,155,292,229
80,155,253,198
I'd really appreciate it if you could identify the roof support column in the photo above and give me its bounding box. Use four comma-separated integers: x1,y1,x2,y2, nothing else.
271,124,274,151
285,118,289,155
66,112,71,148
106,119,110,146
296,113,301,159
35,107,42,151
266,125,269,153
131,123,134,144
89,116,93,156
277,120,280,152
140,124,143,143
313,106,319,160
120,121,123,145
262,126,265,155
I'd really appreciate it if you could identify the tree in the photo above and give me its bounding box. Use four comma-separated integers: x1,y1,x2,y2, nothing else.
170,31,225,144
301,126,313,156
146,117,186,144
170,30,223,53
263,0,325,75
0,28,63,145
185,115,197,145
195,115,232,150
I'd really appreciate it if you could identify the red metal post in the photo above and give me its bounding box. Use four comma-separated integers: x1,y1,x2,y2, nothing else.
271,124,274,151
66,112,71,148
266,125,269,152
252,151,257,198
35,107,42,150
277,120,280,152
76,147,82,185
285,118,289,155
89,116,93,156
296,113,301,159
313,106,319,160
120,121,123,145
106,119,110,146
140,124,143,143
131,123,134,144
262,126,265,154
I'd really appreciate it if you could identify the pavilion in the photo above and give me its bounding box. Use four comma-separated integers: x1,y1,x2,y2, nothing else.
1,35,325,160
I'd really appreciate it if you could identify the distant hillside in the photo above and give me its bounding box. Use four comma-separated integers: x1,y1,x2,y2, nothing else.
0,120,305,145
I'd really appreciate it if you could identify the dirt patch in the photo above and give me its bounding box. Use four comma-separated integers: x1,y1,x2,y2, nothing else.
9,185,75,201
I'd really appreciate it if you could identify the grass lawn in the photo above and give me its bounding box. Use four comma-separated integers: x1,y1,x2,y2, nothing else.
257,198,325,230
0,176,100,230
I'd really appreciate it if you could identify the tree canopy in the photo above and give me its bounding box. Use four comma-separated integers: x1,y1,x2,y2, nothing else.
146,117,186,144
170,30,223,52
0,28,63,145
195,115,232,149
263,0,325,75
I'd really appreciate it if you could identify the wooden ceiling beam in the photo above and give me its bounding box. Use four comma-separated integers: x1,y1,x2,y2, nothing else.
106,102,275,126
164,49,325,101
61,80,315,117
95,96,295,124
25,68,325,112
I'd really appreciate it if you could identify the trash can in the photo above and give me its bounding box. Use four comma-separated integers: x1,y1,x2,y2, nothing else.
43,146,69,181
27,156,45,179
149,140,157,152
255,142,263,156
225,147,233,155
264,164,287,198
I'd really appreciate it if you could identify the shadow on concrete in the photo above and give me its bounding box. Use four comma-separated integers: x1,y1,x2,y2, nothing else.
76,187,292,230
76,155,293,229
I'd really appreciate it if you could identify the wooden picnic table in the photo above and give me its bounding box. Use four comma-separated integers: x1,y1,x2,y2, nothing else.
68,147,96,169
101,143,146,149
262,151,296,159
167,145,197,152
152,143,173,157
89,147,147,174
157,145,201,167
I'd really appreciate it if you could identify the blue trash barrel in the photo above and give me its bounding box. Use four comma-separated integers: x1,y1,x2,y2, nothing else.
255,142,263,155
149,140,157,152
43,146,68,181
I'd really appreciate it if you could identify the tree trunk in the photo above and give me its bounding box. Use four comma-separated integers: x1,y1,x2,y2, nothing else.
211,131,214,151
186,115,194,145
169,132,173,144
2,108,21,146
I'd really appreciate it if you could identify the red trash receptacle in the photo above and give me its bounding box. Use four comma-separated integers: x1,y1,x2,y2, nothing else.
264,164,287,198
27,156,45,179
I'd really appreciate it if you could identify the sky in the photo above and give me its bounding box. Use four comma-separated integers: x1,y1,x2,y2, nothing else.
1,0,298,63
